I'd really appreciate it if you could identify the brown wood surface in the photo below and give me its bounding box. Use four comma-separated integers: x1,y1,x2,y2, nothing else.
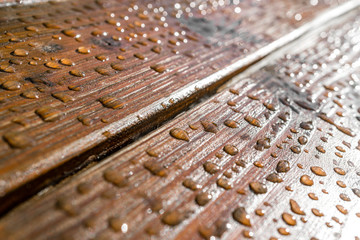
1,8,359,239
0,0,353,214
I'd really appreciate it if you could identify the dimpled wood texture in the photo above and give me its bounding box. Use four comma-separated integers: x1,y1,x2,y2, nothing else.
1,9,360,240
0,0,347,203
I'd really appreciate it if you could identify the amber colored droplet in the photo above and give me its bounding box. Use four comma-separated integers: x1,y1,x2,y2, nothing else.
282,213,296,226
52,92,74,103
150,64,167,73
144,160,167,177
244,115,262,127
183,179,201,191
103,169,128,187
290,199,305,215
146,149,158,157
68,85,81,91
310,166,326,176
224,119,238,128
242,230,253,238
35,106,62,122
223,144,238,156
3,132,34,149
45,62,61,69
43,22,62,29
21,90,39,99
99,96,124,109
134,53,146,60
60,58,74,66
77,115,93,126
334,167,346,175
109,63,123,71
108,217,127,233
311,208,324,217
298,136,308,145
255,138,270,151
337,180,346,188
203,162,220,174
266,173,283,183
25,26,38,31
77,46,90,54
300,175,313,186
62,29,80,38
151,46,162,54
249,182,267,194
196,192,212,206
255,209,265,216
162,210,188,226
77,182,92,194
95,67,111,76
276,160,290,173
70,69,85,77
315,146,325,153
2,80,21,91
339,193,350,201
308,193,318,200
336,205,348,215
300,121,313,130
56,197,78,216
233,207,251,226
169,128,189,141
290,145,301,154
201,120,218,133
13,49,29,57
217,178,232,190
278,227,290,235
95,55,109,62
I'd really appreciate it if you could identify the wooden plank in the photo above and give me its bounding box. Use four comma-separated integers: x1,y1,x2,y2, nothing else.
0,0,354,213
1,8,360,240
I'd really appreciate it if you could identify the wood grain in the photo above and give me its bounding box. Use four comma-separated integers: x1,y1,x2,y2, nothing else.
0,0,353,213
1,8,359,240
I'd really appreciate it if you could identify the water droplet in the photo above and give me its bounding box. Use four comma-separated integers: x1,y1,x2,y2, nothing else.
77,46,90,54
298,136,308,145
249,182,267,194
300,121,313,130
290,199,305,215
217,178,232,190
3,132,34,148
99,96,124,109
201,120,218,133
108,217,128,233
13,49,29,57
276,160,290,173
150,64,167,73
62,29,81,38
35,106,62,122
60,58,75,66
170,128,189,141
282,213,296,226
223,144,238,156
56,197,78,216
224,119,238,128
311,208,324,217
339,193,350,201
2,80,21,91
95,67,111,75
290,145,301,154
162,210,189,226
300,175,313,186
266,173,283,183
69,69,85,77
196,192,212,206
77,182,92,194
278,227,290,235
315,146,325,153
334,167,346,175
52,92,74,102
254,138,270,151
103,169,129,187
144,160,167,177
244,115,262,127
183,178,201,191
233,207,251,226
203,162,220,174
134,53,146,60
308,193,318,200
310,166,326,176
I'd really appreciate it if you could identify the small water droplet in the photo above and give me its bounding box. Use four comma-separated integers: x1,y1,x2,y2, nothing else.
233,207,251,226
170,128,189,141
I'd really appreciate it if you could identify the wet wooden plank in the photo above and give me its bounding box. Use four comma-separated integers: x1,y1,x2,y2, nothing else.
1,8,360,240
0,0,354,211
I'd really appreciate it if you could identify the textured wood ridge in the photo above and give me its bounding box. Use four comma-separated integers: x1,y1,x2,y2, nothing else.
1,8,360,240
0,0,350,209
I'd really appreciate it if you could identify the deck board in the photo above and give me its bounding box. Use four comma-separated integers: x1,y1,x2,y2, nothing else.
1,8,359,239
0,0,352,211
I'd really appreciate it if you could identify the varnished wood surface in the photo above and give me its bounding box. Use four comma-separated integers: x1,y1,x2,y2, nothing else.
1,8,359,240
0,0,353,214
